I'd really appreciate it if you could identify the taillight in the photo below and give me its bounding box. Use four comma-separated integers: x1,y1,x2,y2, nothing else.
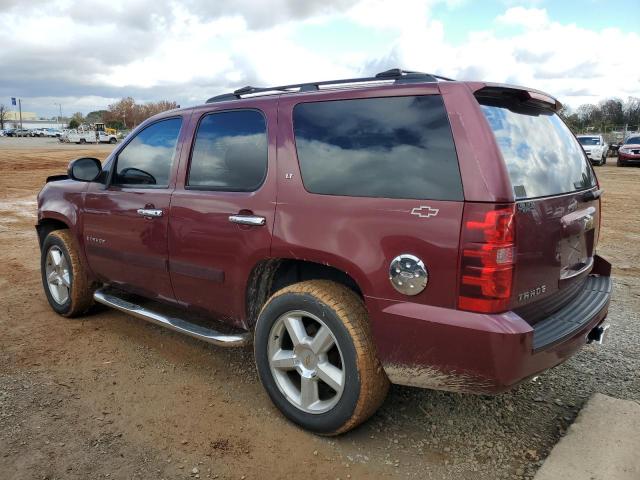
458,203,516,313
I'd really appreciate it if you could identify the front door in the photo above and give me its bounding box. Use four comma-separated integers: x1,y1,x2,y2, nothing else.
168,105,277,328
83,116,185,300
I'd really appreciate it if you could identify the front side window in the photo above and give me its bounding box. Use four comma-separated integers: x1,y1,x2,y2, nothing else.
293,95,463,201
114,117,182,187
187,110,267,191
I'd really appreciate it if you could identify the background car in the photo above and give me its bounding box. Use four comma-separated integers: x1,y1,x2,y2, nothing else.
46,128,63,137
10,128,32,137
577,134,608,165
617,135,640,167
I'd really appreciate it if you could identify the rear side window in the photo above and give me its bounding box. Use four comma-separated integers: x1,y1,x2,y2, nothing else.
480,102,596,199
187,110,267,191
114,117,182,187
293,95,463,201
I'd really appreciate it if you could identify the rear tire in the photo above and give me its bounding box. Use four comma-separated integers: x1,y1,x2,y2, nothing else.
41,230,95,317
79,138,86,144
254,280,389,435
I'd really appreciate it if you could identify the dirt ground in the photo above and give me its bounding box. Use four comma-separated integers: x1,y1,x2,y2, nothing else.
1,137,638,480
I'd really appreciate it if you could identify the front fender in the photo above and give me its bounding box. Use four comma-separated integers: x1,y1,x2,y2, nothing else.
37,180,95,280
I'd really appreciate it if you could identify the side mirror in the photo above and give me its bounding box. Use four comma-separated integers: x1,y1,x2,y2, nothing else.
68,157,102,182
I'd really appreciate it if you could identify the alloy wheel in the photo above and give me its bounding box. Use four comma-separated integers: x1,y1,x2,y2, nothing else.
45,246,71,304
267,310,346,414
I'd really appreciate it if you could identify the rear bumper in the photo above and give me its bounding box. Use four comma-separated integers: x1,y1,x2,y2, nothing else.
367,259,612,394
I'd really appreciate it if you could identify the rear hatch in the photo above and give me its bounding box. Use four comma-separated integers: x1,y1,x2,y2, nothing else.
476,88,600,324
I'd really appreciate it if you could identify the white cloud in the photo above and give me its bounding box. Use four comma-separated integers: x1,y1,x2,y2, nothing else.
496,6,549,29
0,0,638,117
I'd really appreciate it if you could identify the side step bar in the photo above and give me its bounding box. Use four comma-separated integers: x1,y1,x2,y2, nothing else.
93,289,251,347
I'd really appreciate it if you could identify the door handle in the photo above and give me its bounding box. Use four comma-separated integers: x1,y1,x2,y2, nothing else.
228,214,266,226
137,208,163,218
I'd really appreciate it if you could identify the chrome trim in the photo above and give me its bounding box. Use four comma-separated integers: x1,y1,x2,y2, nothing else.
93,289,251,347
389,254,428,295
596,324,610,345
228,214,266,226
136,208,163,218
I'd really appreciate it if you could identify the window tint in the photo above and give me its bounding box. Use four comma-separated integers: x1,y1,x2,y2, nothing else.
480,103,596,199
187,110,267,191
293,95,462,201
114,118,182,187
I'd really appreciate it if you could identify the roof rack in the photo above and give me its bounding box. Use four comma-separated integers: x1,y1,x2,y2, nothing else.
205,68,455,103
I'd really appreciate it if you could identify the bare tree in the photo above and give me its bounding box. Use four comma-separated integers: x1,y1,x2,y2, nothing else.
104,97,178,129
0,104,7,130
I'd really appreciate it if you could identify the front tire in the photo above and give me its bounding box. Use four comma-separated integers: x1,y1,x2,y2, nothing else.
254,280,389,435
41,230,94,317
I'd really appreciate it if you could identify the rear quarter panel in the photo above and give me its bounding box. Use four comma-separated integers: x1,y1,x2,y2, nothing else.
272,85,464,308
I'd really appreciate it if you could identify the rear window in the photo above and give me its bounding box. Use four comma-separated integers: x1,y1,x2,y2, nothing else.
293,95,463,201
480,102,596,199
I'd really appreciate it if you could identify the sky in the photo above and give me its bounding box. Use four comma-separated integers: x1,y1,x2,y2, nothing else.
1,0,639,118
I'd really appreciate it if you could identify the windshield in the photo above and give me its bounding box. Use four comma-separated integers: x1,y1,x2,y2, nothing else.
624,136,640,145
480,102,596,200
578,137,600,146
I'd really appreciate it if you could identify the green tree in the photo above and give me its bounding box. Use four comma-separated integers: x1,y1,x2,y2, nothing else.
86,110,107,124
68,112,84,129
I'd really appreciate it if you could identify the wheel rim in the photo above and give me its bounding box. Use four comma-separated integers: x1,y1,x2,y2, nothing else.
45,246,71,304
267,310,346,414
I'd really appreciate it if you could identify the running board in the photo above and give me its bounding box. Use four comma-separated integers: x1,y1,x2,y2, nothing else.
93,289,251,347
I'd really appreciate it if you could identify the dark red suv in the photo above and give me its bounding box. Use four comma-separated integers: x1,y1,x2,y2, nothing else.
37,69,612,435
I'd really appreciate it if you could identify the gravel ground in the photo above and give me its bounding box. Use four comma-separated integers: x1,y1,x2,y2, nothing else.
0,143,638,479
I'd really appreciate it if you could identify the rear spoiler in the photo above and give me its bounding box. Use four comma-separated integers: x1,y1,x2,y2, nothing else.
472,83,562,112
46,174,69,183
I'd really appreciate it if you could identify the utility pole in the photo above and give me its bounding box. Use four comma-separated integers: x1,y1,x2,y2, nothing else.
54,103,62,129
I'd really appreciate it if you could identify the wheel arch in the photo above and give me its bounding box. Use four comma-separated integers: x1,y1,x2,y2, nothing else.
245,258,364,328
36,216,70,248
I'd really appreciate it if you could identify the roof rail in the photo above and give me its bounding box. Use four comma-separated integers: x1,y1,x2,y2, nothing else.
205,68,455,103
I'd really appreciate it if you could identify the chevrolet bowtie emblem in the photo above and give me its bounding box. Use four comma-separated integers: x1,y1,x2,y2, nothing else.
411,206,439,218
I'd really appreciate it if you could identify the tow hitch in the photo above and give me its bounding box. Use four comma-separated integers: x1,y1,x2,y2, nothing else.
587,324,610,345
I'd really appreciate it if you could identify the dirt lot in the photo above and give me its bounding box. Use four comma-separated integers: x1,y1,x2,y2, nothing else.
1,137,638,480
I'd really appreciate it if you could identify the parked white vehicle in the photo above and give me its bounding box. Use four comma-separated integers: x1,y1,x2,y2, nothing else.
577,134,609,166
45,128,63,138
63,129,117,144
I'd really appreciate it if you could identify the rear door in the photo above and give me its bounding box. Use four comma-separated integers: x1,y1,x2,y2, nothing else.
477,94,600,319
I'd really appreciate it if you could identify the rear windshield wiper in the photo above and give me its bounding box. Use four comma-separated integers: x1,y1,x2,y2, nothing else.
581,189,603,202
